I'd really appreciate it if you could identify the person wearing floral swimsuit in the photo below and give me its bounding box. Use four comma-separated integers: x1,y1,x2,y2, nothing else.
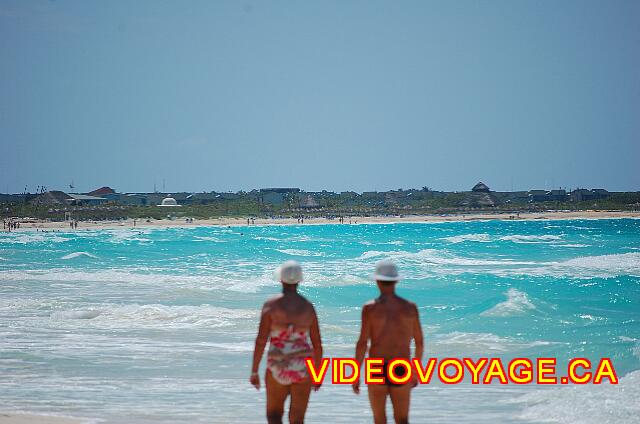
250,261,323,424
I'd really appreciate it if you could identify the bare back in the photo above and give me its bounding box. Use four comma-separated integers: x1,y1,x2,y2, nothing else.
265,292,316,332
363,295,420,360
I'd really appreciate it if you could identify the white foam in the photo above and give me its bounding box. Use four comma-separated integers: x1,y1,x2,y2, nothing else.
513,370,640,424
60,252,98,260
119,304,255,328
0,268,275,293
0,233,70,244
254,236,281,241
275,249,324,257
193,236,224,242
431,331,555,355
442,233,491,244
483,253,640,279
51,309,102,319
51,304,257,329
103,228,153,244
307,273,369,287
357,249,538,267
481,288,536,317
499,234,563,244
526,252,640,279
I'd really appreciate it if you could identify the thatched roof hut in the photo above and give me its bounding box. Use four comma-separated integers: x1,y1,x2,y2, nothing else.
463,182,498,208
472,182,491,193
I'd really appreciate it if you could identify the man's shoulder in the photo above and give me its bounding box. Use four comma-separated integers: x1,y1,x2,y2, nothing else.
361,299,382,314
395,296,419,312
362,299,377,309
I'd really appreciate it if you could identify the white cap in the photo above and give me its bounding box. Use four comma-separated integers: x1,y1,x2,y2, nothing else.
277,260,303,284
373,260,401,282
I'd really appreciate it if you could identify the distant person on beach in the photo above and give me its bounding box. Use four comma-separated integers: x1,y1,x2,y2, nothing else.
352,260,424,424
250,260,323,424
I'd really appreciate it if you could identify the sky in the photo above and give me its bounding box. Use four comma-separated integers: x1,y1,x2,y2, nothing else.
1,0,639,194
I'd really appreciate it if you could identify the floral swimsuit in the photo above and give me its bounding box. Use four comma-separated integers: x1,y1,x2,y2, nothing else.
267,324,313,385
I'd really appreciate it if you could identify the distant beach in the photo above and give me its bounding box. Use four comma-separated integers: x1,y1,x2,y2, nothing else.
5,210,640,232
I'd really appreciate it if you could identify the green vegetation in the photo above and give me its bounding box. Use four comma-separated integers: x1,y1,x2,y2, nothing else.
2,190,639,221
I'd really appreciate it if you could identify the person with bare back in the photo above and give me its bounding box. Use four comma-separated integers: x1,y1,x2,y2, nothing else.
352,260,424,424
250,260,323,424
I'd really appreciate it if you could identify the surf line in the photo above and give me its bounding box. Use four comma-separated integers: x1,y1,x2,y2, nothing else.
305,357,619,385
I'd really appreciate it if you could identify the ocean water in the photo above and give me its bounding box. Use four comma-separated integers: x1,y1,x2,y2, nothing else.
1,219,639,423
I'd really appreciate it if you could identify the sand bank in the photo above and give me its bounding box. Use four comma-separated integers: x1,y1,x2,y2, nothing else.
5,210,639,232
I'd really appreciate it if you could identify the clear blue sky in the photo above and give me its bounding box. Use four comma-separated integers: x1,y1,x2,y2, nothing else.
1,0,638,194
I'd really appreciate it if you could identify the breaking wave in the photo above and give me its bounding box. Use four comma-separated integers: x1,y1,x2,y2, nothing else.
442,233,491,244
356,249,640,279
51,309,102,319
441,233,566,245
512,370,640,424
480,288,536,317
499,234,564,244
275,249,324,257
519,252,640,279
0,233,70,244
357,249,540,266
193,236,224,243
61,252,98,260
50,304,257,329
0,269,275,293
430,332,557,355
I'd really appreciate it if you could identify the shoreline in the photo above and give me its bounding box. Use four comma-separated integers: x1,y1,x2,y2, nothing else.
0,414,85,424
3,210,639,232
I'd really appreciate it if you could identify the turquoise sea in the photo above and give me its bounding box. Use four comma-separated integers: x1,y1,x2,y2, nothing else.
1,219,639,423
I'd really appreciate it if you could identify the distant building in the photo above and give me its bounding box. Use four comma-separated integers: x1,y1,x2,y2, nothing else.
187,192,221,205
158,196,180,207
464,182,497,208
218,192,240,200
68,194,108,206
495,191,529,203
591,189,610,200
528,190,549,202
570,189,610,202
87,186,116,197
471,182,491,193
259,188,300,205
115,194,148,206
549,189,567,201
570,189,593,202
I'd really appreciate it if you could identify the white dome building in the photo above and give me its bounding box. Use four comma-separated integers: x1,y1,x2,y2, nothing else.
158,196,180,207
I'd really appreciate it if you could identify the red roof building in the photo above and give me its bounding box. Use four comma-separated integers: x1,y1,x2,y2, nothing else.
87,186,116,197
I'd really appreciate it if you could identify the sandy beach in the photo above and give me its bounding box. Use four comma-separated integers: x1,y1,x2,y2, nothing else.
0,414,83,424
4,210,639,232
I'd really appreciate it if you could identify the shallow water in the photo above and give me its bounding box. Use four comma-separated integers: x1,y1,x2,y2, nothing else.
1,219,639,423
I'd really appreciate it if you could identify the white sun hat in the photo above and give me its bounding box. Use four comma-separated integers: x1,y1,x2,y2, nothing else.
373,260,401,282
277,260,304,284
